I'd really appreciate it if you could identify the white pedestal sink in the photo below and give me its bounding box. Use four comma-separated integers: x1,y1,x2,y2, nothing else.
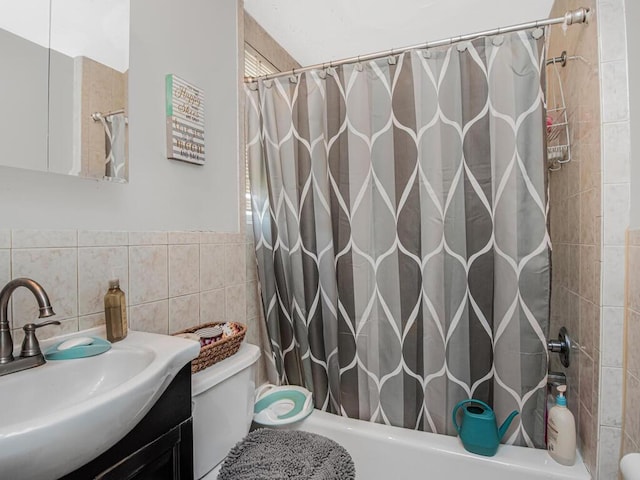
0,329,200,480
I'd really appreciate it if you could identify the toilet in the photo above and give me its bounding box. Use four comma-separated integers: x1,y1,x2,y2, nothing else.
191,342,261,480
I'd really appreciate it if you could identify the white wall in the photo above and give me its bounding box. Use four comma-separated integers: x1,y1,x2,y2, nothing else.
244,0,554,66
0,0,240,232
627,0,640,228
0,0,49,48
50,0,130,73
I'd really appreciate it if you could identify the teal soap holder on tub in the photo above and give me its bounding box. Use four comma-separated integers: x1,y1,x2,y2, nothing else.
45,336,111,360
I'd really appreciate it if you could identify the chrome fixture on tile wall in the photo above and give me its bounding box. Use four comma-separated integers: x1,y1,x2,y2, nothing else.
547,327,573,368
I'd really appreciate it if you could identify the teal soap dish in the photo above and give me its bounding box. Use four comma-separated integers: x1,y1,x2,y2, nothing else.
45,336,111,360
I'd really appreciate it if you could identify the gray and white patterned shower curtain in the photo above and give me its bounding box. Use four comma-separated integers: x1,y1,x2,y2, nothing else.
246,29,550,448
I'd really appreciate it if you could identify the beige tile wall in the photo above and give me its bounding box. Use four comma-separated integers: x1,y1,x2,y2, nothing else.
548,0,602,474
549,0,631,477
78,56,128,180
0,229,269,385
623,230,640,457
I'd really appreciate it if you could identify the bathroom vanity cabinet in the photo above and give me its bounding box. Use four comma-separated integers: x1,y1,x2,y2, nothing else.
60,364,194,480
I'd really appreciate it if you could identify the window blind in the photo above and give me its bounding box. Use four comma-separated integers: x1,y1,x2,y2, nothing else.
245,44,278,78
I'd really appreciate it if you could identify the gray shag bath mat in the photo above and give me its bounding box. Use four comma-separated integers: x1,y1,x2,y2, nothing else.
217,428,355,480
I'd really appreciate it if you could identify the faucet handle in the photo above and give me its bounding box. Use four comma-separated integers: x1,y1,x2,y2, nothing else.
20,320,61,358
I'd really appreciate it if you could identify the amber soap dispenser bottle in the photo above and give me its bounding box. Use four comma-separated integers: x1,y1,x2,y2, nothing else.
104,279,128,342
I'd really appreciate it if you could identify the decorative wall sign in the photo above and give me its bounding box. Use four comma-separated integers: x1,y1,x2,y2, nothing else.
165,74,205,165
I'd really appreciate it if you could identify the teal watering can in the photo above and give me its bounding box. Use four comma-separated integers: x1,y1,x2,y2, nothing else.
452,399,518,456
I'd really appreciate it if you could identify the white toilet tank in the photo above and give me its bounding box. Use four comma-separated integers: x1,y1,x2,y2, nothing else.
191,342,261,480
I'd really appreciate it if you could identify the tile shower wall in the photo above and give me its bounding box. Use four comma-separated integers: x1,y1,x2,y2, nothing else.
0,229,269,384
549,0,631,477
548,0,602,474
596,0,631,478
624,231,640,457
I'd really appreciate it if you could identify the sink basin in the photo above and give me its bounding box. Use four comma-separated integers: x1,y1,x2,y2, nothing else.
0,329,200,480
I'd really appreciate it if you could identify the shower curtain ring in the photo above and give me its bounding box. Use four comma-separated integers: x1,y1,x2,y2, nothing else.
388,49,397,65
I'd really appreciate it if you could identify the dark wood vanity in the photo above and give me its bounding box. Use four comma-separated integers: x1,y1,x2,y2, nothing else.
60,364,193,480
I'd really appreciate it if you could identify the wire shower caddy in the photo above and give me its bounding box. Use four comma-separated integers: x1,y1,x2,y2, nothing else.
546,51,571,171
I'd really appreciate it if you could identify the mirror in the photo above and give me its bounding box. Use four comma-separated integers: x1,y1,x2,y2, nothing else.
0,1,50,173
49,0,129,182
0,0,130,182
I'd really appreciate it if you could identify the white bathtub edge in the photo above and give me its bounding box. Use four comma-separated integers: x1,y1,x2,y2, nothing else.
290,410,591,480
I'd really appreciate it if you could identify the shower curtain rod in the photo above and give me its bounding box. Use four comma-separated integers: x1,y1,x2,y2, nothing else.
244,7,590,83
92,108,125,121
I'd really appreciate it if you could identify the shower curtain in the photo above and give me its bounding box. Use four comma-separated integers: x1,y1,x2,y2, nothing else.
97,112,128,182
246,29,550,448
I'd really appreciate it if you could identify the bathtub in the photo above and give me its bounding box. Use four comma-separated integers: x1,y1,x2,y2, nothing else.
289,410,591,480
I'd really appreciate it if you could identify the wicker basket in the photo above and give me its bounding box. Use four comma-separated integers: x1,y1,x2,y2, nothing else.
173,322,247,373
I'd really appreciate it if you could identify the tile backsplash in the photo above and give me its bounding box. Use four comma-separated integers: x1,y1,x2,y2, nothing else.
0,229,268,383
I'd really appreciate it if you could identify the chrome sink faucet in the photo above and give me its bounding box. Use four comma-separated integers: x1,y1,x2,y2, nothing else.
0,278,59,376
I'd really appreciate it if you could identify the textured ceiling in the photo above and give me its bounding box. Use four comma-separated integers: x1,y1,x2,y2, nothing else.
244,0,555,66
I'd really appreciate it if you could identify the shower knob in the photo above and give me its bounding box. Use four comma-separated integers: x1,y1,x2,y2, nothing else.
547,327,572,368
